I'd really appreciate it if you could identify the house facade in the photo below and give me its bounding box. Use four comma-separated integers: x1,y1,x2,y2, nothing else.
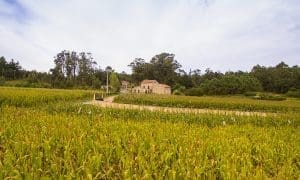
132,80,171,95
120,81,130,93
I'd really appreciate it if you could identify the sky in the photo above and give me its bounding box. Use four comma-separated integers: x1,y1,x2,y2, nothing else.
0,0,299,73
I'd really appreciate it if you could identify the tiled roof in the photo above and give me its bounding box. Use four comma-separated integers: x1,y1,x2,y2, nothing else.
159,84,171,88
140,79,170,88
141,79,158,84
121,81,129,85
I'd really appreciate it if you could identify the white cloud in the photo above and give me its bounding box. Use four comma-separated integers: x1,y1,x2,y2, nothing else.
0,0,299,73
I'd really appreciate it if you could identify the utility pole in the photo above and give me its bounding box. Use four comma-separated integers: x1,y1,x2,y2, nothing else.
106,70,109,94
105,66,112,94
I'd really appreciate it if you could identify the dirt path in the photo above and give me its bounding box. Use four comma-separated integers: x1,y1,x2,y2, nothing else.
103,95,117,103
85,96,270,117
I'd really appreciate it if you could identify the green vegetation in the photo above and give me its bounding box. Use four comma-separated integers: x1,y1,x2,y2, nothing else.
3,79,29,86
286,89,300,98
129,55,299,95
4,79,51,89
0,87,96,107
243,91,257,96
0,87,299,178
200,74,262,95
114,94,300,113
110,72,121,93
184,87,204,96
252,62,300,93
0,76,5,85
252,93,287,101
2,53,299,96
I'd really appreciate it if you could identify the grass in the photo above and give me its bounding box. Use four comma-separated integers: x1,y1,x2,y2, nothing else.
0,87,299,179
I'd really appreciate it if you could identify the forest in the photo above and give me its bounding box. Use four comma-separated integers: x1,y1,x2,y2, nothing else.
0,51,299,97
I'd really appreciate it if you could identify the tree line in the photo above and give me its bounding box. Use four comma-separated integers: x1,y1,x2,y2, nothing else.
0,56,23,80
0,51,299,96
0,51,122,90
129,52,299,96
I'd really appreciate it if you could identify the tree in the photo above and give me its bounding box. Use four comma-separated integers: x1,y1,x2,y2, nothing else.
0,56,7,77
177,69,193,89
150,53,181,86
251,61,299,93
128,53,182,86
92,76,102,89
190,69,202,87
128,58,148,84
110,72,120,93
0,76,5,85
1,59,22,80
201,68,223,82
200,74,262,95
118,71,132,83
51,50,98,88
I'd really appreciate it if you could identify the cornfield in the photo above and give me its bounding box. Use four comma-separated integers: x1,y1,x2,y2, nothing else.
115,93,300,113
0,87,299,179
0,87,96,107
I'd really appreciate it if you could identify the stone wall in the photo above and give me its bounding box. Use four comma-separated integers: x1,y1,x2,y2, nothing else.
131,80,171,95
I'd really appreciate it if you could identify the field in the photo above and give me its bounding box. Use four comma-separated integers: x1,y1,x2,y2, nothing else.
114,94,300,113
0,87,299,179
0,87,96,107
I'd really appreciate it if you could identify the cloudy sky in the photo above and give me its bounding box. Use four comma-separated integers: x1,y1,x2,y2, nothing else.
0,0,299,73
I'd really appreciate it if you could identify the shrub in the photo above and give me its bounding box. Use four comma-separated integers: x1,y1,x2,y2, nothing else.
184,88,204,96
253,93,286,101
244,91,257,96
200,74,262,95
15,81,30,87
15,82,51,88
0,76,5,85
172,84,186,95
286,89,300,98
172,89,184,95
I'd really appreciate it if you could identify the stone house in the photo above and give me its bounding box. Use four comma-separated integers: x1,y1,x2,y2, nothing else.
132,80,171,95
120,81,130,93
